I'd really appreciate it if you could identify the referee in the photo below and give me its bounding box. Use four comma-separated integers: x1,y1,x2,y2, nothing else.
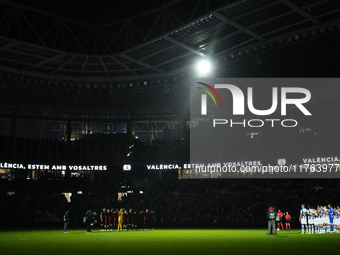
267,207,277,235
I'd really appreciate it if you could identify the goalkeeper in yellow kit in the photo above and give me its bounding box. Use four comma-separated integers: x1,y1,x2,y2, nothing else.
118,209,124,231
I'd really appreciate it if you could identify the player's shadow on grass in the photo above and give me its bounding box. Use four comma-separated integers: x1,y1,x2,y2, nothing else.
266,234,287,238
271,234,288,238
69,231,100,234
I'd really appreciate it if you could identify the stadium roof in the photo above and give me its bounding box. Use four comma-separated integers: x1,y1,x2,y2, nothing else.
1,0,340,118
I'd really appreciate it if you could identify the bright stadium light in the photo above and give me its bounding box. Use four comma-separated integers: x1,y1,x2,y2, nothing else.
123,164,131,171
196,59,212,75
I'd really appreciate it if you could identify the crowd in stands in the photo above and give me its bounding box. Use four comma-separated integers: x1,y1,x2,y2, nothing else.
0,135,126,165
133,137,189,164
1,179,339,226
192,96,340,163
0,193,68,224
1,95,340,227
1,95,340,167
127,179,340,224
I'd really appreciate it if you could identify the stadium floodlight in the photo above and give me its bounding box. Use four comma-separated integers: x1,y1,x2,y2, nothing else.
123,165,131,171
196,59,212,75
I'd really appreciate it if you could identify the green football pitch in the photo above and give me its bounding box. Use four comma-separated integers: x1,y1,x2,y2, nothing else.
0,228,340,255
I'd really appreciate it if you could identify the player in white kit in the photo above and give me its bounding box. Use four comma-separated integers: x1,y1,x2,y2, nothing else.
316,205,322,234
299,204,308,234
307,206,316,234
323,206,329,233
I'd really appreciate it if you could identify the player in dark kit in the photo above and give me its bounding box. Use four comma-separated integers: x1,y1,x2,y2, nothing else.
127,208,133,230
113,209,118,231
139,209,144,230
109,208,114,231
105,208,110,231
100,208,106,231
149,210,155,230
123,210,128,230
144,209,149,230
132,211,138,230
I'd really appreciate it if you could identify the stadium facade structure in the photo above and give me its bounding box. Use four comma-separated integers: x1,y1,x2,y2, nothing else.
1,0,340,184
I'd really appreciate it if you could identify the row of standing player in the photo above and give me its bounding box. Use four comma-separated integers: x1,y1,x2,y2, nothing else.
299,204,340,234
100,208,155,231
